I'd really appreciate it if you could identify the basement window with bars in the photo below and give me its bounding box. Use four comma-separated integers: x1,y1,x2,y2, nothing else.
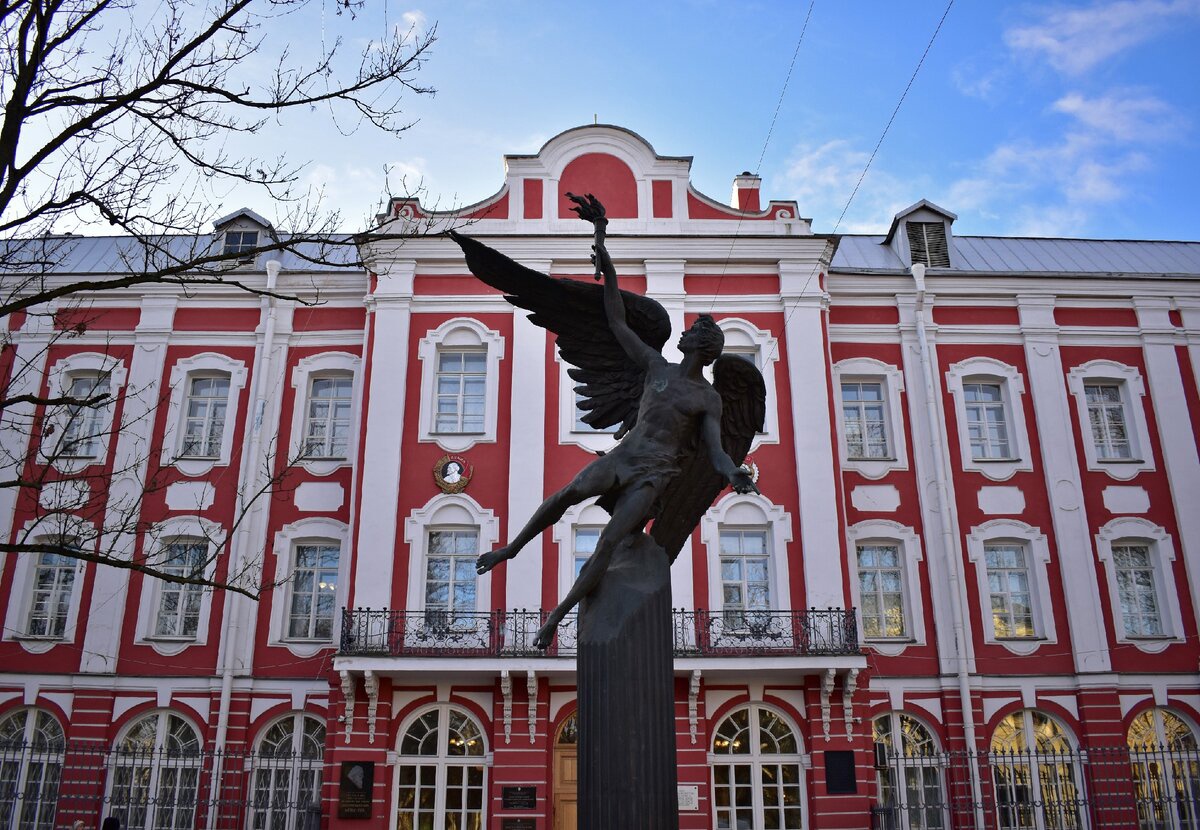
906,222,950,268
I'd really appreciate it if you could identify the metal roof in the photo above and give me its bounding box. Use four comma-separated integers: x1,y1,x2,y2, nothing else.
832,234,1200,276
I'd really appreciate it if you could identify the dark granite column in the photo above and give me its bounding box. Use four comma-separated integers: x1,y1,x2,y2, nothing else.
577,533,678,830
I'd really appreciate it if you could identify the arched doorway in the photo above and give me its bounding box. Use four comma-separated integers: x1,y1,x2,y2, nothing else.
709,704,806,829
553,713,578,830
395,706,487,830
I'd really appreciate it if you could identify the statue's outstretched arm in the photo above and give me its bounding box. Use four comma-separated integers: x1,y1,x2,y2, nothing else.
702,407,760,495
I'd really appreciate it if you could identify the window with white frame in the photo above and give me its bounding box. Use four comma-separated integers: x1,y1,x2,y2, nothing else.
709,705,805,830
396,707,488,830
302,374,353,458
163,353,247,476
0,708,65,830
42,352,127,472
152,539,206,638
573,526,601,579
404,495,498,633
108,711,202,830
287,543,340,641
872,713,947,830
833,358,908,479
425,529,478,628
946,358,1031,480
848,521,926,653
966,520,1056,654
857,544,906,639
27,552,76,638
700,494,792,622
718,318,780,448
417,319,504,452
719,528,771,629
572,392,618,433
551,499,608,601
250,714,325,830
1095,519,1183,651
223,229,258,257
990,710,1083,830
1127,707,1200,830
1066,361,1153,479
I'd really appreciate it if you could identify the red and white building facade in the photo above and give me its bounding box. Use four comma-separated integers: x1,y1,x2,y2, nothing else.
2,125,1199,830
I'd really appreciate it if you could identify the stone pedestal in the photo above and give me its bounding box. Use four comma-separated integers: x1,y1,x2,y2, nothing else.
577,533,678,830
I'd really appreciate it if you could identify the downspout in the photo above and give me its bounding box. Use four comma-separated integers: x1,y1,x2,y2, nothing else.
910,263,985,826
207,259,282,830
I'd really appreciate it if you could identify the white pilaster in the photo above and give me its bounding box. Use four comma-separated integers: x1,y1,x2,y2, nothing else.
81,295,177,673
780,260,844,609
1017,296,1111,674
505,260,549,612
1134,298,1200,637
645,260,694,610
352,262,415,610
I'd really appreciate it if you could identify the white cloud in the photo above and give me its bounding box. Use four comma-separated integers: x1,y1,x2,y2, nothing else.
1005,0,1200,75
1051,90,1183,142
400,9,428,36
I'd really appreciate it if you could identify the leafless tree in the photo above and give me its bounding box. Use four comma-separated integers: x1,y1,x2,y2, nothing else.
0,0,436,598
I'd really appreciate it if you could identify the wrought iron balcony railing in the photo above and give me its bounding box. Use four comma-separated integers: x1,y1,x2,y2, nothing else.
338,608,859,658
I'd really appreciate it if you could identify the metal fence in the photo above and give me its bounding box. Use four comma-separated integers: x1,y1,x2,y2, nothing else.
339,607,860,658
873,744,1200,829
0,739,323,830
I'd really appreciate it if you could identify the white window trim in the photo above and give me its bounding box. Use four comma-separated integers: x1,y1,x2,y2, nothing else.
706,704,808,830
133,516,224,656
3,517,93,653
700,493,793,613
269,517,350,657
718,317,780,452
833,357,908,479
846,520,926,655
161,352,248,477
288,351,362,476
945,357,1032,481
965,519,1057,655
1066,360,1154,480
556,354,620,453
390,705,493,830
42,352,128,474
403,493,499,615
551,498,609,600
417,318,505,452
1095,518,1183,653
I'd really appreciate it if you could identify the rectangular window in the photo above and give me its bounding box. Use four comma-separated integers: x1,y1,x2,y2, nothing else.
425,529,478,626
985,544,1035,637
303,376,353,458
154,541,206,638
1085,383,1132,460
59,374,111,458
434,351,486,434
1113,545,1162,636
180,375,230,458
842,381,890,459
964,383,1012,460
28,552,76,637
719,529,771,629
857,544,906,638
288,544,340,640
573,393,618,433
223,230,258,256
573,527,601,579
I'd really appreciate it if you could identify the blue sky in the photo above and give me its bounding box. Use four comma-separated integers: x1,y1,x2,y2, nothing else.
268,0,1200,240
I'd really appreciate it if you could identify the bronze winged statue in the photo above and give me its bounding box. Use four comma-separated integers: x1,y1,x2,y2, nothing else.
449,193,766,649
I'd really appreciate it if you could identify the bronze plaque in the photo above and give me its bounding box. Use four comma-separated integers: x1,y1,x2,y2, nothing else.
501,820,536,830
338,761,375,819
501,785,537,810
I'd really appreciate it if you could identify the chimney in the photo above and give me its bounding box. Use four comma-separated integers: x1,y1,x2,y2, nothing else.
731,172,762,212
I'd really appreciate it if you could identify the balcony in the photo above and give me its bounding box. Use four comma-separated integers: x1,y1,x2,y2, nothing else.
338,608,860,658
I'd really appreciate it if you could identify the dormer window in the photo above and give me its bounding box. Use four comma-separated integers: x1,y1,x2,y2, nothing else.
223,230,258,260
906,222,949,267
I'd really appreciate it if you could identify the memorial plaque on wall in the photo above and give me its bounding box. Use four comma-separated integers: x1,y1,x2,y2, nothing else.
501,785,537,810
337,761,375,819
824,750,857,795
501,819,536,830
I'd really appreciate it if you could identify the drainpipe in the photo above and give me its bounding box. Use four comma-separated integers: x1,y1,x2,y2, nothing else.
910,263,985,827
207,259,282,830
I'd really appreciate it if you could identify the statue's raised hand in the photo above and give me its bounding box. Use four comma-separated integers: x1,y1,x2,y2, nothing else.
729,466,760,496
566,192,607,226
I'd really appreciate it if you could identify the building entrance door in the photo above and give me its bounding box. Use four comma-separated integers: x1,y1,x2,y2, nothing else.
553,713,578,830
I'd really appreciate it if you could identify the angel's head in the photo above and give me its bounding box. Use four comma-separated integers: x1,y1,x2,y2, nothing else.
679,314,725,364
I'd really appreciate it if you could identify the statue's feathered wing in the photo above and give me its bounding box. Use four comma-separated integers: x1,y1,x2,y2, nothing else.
449,230,670,436
449,231,767,560
650,356,766,562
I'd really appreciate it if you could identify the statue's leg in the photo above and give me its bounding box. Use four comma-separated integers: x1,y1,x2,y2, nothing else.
476,458,618,574
533,483,657,648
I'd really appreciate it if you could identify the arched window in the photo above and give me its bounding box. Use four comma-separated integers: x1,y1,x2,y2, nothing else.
990,710,1083,830
709,705,804,830
872,713,947,829
108,711,202,830
1127,707,1200,830
250,714,326,830
396,707,487,830
0,708,64,830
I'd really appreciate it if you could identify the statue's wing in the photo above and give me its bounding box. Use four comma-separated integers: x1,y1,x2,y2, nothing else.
651,355,767,562
449,231,671,434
